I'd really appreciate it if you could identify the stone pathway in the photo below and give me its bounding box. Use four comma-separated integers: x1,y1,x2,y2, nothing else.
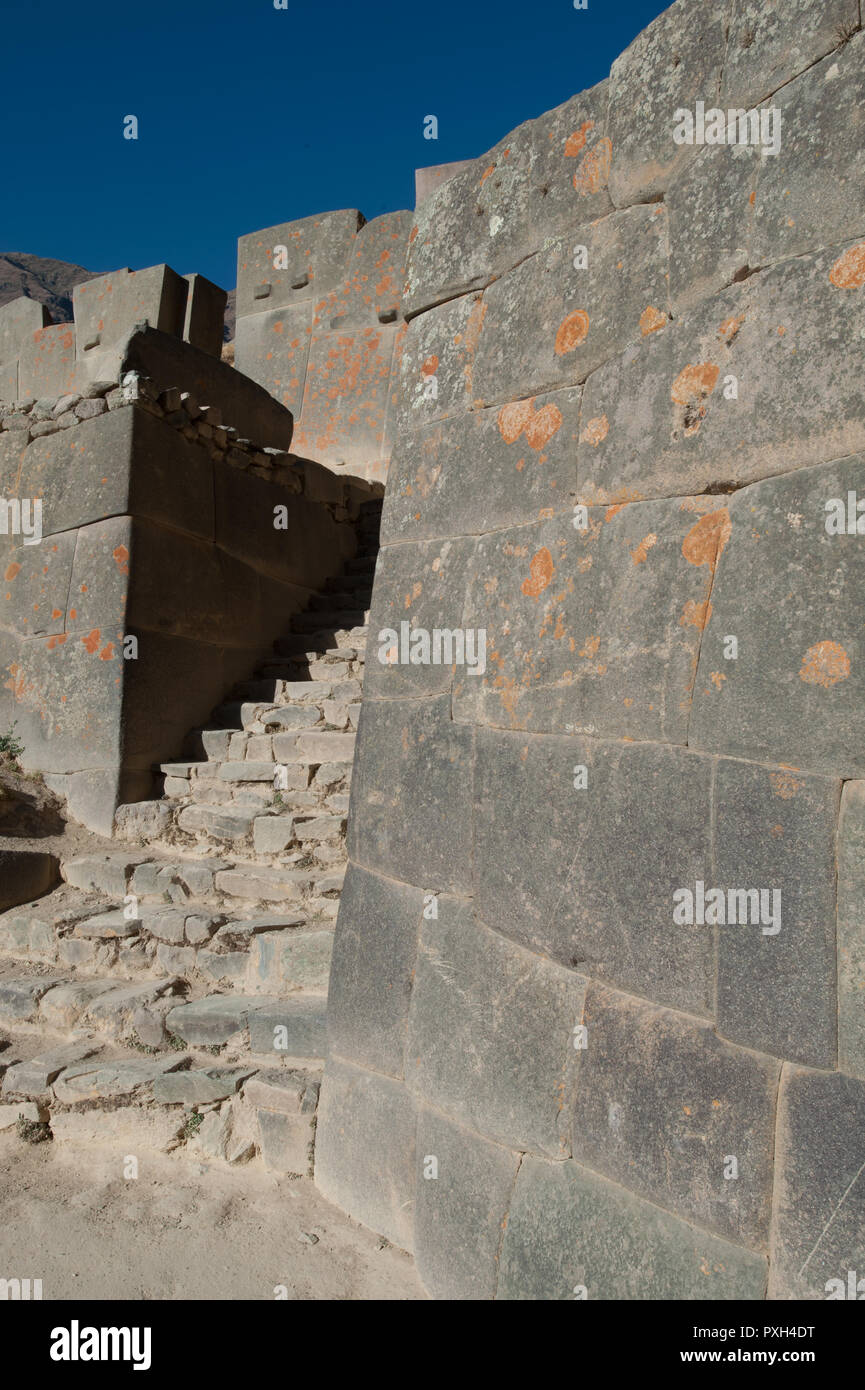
0,499,381,1179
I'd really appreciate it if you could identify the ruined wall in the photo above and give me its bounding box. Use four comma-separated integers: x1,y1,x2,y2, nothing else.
317,0,865,1299
235,209,413,484
0,277,373,834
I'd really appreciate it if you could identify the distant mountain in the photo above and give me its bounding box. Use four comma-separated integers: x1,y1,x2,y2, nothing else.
0,252,103,324
0,252,236,341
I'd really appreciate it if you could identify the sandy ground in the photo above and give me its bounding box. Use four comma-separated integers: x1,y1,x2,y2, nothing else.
0,1132,424,1301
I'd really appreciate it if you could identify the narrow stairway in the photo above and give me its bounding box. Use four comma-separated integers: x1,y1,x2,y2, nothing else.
0,499,381,1172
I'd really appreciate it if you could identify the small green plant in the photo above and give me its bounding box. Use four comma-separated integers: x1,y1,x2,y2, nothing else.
0,723,24,762
203,1043,223,1056
16,1115,51,1144
272,791,284,808
182,1111,204,1139
166,1033,186,1052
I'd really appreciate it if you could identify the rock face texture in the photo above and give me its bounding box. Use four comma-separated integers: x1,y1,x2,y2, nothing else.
318,0,865,1298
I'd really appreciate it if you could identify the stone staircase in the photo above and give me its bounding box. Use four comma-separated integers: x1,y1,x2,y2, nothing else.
0,498,381,1172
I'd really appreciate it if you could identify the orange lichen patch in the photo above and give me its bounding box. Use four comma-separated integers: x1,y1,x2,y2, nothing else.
46,634,67,651
630,534,657,565
578,413,609,448
51,608,62,620
577,555,593,573
829,243,865,289
81,629,101,655
718,314,745,345
604,503,624,522
521,547,555,598
579,634,600,658
682,508,732,572
749,191,756,206
420,354,439,377
99,643,115,661
679,496,721,516
4,563,20,582
799,640,851,688
573,137,612,195
679,599,713,630
555,309,590,355
480,163,496,184
564,121,594,156
498,400,534,443
770,771,804,799
524,403,562,449
409,225,419,244
710,671,726,690
112,545,129,575
538,507,556,520
640,306,667,336
671,362,720,407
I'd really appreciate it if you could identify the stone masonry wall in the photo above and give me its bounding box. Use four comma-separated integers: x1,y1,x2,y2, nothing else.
317,0,865,1298
0,332,374,834
235,210,413,485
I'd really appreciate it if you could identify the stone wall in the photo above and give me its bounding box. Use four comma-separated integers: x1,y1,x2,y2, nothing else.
317,0,865,1298
235,210,413,484
0,315,375,834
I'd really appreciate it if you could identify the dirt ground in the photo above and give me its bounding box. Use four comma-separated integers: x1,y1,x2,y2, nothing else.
0,1131,424,1301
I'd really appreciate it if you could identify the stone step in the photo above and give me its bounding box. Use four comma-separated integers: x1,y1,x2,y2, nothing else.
2,874,337,994
0,1018,322,1171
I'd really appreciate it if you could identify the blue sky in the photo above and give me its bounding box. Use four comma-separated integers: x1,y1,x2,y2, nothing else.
1,0,670,291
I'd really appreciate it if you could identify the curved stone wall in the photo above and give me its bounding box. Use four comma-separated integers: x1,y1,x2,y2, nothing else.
316,0,865,1299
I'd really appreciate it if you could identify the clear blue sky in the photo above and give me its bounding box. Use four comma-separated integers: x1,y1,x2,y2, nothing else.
1,0,670,291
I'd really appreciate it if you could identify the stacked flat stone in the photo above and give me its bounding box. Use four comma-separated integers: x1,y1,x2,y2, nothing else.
317,0,865,1300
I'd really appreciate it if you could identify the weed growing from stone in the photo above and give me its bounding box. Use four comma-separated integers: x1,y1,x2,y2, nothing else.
16,1115,52,1144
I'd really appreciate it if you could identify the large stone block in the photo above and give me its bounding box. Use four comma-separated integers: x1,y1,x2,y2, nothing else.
406,903,585,1156
474,730,715,1015
393,293,487,435
345,696,472,894
770,1066,865,1299
572,983,779,1248
245,926,333,995
414,1106,520,1301
236,210,362,320
453,500,716,741
362,535,476,700
690,456,865,778
721,0,860,110
838,782,865,1080
751,35,865,268
498,1157,768,1300
713,758,838,1069
0,297,51,365
18,323,77,400
2,406,214,542
311,210,412,331
121,326,294,451
292,326,397,473
0,849,60,912
403,83,613,318
73,266,187,357
607,0,730,206
667,143,759,313
182,272,227,358
66,516,132,634
327,864,424,1079
577,242,865,502
380,386,580,546
233,303,312,417
314,1057,416,1252
0,528,76,638
473,206,670,407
